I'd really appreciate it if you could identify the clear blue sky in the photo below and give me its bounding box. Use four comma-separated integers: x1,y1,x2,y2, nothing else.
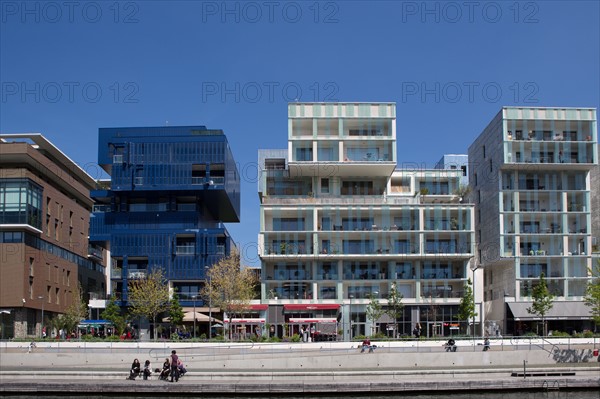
2,1,599,266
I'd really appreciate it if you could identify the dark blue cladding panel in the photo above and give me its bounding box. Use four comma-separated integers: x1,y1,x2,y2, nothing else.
91,125,240,303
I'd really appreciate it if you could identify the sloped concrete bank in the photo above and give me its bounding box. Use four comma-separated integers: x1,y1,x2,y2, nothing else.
1,340,598,395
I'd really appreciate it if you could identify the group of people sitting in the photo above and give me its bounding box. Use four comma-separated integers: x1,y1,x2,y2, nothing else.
127,350,187,382
444,337,491,352
127,359,152,380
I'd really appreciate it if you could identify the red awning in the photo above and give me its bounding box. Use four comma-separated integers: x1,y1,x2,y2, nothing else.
289,318,337,323
284,304,340,311
224,318,266,324
248,304,268,311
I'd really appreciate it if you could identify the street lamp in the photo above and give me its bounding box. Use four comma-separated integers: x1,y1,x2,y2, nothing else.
37,296,44,339
192,295,197,339
349,294,354,341
205,266,212,340
370,291,379,336
469,263,481,340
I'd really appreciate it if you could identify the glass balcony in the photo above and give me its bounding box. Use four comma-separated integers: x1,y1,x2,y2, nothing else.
520,279,564,297
175,245,195,255
128,269,147,279
88,244,103,260
420,282,463,299
111,268,122,279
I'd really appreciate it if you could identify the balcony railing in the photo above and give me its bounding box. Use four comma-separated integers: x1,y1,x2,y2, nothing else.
88,244,103,259
421,288,463,299
128,269,147,279
175,245,195,255
191,176,225,185
262,196,418,205
267,270,312,280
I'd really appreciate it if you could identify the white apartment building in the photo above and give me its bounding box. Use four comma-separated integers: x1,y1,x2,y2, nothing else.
468,107,598,335
257,103,476,341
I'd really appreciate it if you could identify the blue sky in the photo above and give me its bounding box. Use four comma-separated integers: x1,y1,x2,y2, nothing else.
1,1,599,266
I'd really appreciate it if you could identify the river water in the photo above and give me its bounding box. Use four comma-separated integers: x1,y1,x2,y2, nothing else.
2,392,598,399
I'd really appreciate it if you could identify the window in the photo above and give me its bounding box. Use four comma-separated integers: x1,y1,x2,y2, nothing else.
0,231,22,243
474,173,478,186
489,159,493,173
265,159,285,170
321,178,330,194
483,145,486,158
0,179,43,229
172,283,202,301
295,147,313,161
174,236,195,255
273,218,305,231
461,165,467,176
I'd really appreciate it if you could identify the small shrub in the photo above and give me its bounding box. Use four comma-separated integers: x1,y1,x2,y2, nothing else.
290,334,301,342
549,331,570,337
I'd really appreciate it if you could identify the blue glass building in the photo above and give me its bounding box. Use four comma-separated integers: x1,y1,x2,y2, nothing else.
89,126,240,309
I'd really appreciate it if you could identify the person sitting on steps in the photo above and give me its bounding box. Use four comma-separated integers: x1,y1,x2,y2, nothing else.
361,337,375,353
143,360,152,380
128,358,141,380
444,338,457,352
483,337,490,351
158,358,170,380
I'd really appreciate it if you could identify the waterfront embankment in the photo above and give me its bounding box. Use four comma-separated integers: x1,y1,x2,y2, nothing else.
0,338,598,395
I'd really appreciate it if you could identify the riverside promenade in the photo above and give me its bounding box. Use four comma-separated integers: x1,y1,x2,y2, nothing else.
1,338,599,395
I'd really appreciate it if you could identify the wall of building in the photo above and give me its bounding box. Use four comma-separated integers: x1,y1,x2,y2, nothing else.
1,137,105,338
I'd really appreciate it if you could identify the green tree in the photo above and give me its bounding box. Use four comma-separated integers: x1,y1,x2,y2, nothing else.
169,293,185,328
67,284,88,332
458,278,477,335
127,268,170,341
583,260,600,328
100,295,126,335
527,273,554,336
386,282,404,338
49,284,88,338
201,251,257,340
366,292,384,336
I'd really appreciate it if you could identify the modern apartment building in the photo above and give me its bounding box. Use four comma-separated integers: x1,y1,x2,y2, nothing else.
468,107,598,335
434,154,469,187
0,134,106,339
89,126,240,337
257,103,476,340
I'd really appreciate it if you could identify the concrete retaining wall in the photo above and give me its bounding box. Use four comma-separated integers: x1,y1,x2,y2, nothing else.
1,339,598,372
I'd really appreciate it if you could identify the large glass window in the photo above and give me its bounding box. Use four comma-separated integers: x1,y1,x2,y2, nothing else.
0,179,42,229
273,218,305,231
